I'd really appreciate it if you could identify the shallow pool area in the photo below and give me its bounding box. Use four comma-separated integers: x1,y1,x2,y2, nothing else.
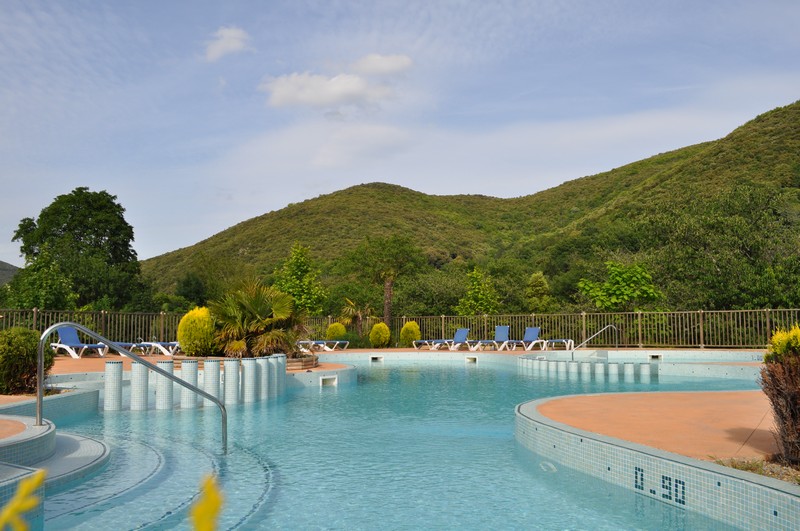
41,358,760,529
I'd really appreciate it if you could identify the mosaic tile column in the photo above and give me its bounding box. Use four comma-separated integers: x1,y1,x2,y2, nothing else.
267,355,278,398
181,359,198,409
608,362,619,383
203,359,220,408
580,362,592,381
594,362,605,382
274,354,286,397
640,362,651,383
241,358,257,403
104,360,123,411
156,360,174,410
130,361,150,410
257,357,269,401
623,362,635,383
223,359,240,405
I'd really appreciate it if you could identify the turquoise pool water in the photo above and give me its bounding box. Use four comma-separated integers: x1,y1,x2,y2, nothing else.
47,360,757,529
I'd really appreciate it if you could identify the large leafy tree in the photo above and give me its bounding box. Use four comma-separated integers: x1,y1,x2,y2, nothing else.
11,187,142,309
454,267,501,315
577,261,663,312
273,243,327,315
350,235,424,325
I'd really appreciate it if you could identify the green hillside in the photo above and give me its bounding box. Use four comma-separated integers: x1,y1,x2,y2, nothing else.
0,261,18,286
142,100,800,313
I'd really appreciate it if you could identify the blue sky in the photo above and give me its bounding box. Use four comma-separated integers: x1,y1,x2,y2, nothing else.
1,0,798,267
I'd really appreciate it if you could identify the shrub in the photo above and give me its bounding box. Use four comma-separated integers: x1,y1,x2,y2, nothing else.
0,327,53,394
399,321,421,347
369,322,391,348
325,322,347,340
177,307,216,356
761,325,800,463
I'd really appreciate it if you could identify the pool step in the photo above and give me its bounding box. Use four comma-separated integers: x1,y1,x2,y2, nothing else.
0,415,109,493
44,430,272,529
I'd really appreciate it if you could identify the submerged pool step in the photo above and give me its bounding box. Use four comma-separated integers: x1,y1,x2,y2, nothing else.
44,431,273,529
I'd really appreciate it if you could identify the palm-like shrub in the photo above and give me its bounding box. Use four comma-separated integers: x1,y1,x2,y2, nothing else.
399,321,421,347
369,322,391,348
209,279,307,358
761,325,800,463
177,307,216,356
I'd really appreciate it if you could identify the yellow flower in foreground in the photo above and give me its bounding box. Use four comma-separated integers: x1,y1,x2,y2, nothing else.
190,475,224,531
0,468,46,531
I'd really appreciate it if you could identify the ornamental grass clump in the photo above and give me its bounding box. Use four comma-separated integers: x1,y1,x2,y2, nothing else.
760,325,800,463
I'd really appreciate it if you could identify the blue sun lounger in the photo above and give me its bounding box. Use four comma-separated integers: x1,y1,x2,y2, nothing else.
50,326,109,358
414,327,470,351
468,325,510,351
507,327,546,351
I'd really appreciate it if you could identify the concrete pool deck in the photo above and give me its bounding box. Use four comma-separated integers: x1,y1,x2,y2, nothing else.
0,353,776,462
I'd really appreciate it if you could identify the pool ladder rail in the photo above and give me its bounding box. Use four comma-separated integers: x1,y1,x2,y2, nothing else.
37,322,228,454
570,324,619,361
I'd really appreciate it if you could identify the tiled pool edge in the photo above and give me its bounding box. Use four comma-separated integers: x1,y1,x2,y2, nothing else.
516,395,800,530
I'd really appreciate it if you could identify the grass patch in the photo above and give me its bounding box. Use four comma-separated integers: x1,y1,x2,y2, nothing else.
713,457,800,485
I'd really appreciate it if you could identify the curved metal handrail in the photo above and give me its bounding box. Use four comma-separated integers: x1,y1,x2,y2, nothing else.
570,324,619,361
38,322,227,454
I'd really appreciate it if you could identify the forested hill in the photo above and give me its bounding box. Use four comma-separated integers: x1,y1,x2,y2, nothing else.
0,261,18,286
142,100,800,313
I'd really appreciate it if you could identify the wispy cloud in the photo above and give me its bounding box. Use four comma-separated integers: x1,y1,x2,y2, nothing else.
205,26,251,62
351,54,413,75
261,73,391,109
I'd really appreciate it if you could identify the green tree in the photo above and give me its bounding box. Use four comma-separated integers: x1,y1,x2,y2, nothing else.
11,187,142,309
273,243,327,315
525,271,558,313
176,272,208,307
577,261,663,312
350,235,424,325
454,267,501,315
1,248,77,309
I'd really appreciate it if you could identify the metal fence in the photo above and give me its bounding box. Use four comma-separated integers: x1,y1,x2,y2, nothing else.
0,308,180,344
3,308,798,349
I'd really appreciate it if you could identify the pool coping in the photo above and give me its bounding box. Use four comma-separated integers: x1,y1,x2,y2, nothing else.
516,394,800,529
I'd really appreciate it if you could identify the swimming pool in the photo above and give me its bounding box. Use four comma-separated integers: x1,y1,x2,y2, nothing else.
45,359,756,529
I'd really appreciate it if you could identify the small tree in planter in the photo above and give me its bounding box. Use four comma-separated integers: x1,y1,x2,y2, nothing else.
760,325,800,463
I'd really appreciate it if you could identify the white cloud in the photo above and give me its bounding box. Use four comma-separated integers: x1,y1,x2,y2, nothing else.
351,54,413,75
205,26,250,62
261,73,391,109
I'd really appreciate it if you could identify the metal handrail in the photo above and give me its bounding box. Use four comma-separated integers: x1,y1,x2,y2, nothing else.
570,324,619,361
38,321,227,454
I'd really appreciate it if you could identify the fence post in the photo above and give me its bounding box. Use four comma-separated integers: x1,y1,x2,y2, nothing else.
765,308,771,347
441,315,445,339
33,308,38,331
581,312,586,344
637,311,643,348
160,312,166,342
698,310,705,348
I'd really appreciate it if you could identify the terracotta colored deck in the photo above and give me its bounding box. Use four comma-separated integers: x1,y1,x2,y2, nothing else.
0,419,26,438
538,390,776,461
0,353,776,464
